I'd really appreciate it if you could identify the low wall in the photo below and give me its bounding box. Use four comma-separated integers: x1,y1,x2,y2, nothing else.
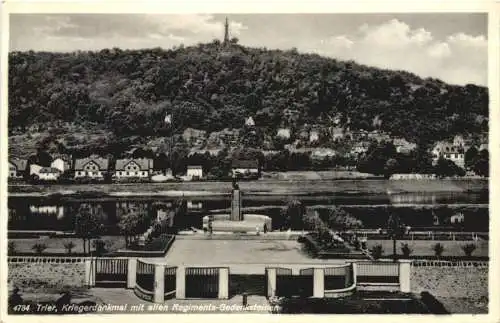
8,261,86,291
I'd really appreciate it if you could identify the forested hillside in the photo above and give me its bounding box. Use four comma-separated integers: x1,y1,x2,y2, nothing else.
9,40,488,146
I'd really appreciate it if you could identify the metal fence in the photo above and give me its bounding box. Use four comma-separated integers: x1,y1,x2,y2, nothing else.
356,262,399,284
185,267,220,298
324,264,354,290
136,260,155,292
95,258,128,287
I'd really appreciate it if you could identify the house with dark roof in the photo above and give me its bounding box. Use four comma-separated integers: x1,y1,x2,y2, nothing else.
231,159,259,178
186,165,203,180
8,158,28,179
432,142,465,168
114,158,153,179
38,167,61,181
74,156,109,180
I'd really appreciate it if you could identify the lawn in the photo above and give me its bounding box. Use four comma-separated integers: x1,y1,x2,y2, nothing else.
9,236,126,255
366,239,488,257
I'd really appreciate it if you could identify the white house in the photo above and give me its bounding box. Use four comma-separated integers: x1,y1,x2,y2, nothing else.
309,130,320,143
432,142,465,168
276,128,291,140
74,156,109,179
38,167,61,181
231,159,259,178
30,164,42,176
186,165,203,180
114,158,153,179
245,116,255,127
8,159,27,179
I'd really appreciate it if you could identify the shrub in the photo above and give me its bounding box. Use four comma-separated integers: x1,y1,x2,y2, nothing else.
432,243,444,257
31,243,47,255
64,241,76,255
401,243,413,258
8,242,16,255
370,244,384,260
92,239,107,256
462,243,477,257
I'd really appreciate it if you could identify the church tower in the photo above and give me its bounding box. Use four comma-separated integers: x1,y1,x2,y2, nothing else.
223,17,230,45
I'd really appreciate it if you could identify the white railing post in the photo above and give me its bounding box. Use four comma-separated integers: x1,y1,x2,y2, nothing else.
313,268,324,298
154,264,165,303
176,266,186,299
266,268,277,298
218,267,229,299
398,260,412,293
127,258,137,289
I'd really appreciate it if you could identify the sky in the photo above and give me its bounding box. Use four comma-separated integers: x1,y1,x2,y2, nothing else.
9,13,488,86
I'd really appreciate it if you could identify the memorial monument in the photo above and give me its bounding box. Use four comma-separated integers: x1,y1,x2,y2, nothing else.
202,180,272,233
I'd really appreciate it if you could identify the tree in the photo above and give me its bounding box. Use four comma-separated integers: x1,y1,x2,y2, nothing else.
432,243,444,257
465,146,479,168
383,158,399,179
74,205,103,255
462,243,477,257
281,200,306,230
370,244,384,260
31,243,47,255
118,211,149,247
64,241,76,255
400,243,413,258
387,213,404,262
326,207,362,233
474,149,489,177
434,158,465,178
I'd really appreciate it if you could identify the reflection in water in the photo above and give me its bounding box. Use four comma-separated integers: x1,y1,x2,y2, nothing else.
7,193,489,234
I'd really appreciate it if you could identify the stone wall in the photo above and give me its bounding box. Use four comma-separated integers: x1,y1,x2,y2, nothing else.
8,262,86,292
411,266,488,313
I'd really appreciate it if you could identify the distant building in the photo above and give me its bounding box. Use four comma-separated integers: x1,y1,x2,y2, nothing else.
245,116,255,127
432,142,465,168
186,165,203,180
351,142,370,156
309,130,320,143
8,159,28,179
231,159,259,178
393,138,417,155
453,135,466,148
329,127,345,141
311,148,336,160
38,167,61,181
51,154,72,173
276,128,291,140
115,158,153,179
74,156,109,180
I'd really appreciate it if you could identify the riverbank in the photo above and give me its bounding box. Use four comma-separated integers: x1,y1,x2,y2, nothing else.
8,179,488,198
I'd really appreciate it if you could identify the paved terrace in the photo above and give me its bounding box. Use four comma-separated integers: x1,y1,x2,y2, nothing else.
143,239,348,274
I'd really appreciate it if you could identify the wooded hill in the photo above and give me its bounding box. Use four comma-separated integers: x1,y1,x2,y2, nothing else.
9,40,488,147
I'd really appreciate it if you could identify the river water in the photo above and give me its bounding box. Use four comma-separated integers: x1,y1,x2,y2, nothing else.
8,189,489,234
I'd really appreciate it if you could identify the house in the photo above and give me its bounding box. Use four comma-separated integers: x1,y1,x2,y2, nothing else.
276,128,291,140
115,158,153,179
453,135,465,148
309,130,320,143
245,116,255,127
38,167,61,181
450,213,465,224
393,138,417,154
329,127,345,141
311,148,336,160
186,165,203,180
8,159,28,179
74,156,109,180
432,142,465,168
351,142,370,156
51,154,72,173
232,159,259,178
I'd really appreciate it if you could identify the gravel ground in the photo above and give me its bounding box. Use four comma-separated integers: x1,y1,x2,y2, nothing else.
411,266,488,313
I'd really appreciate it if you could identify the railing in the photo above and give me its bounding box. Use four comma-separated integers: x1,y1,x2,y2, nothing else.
412,260,488,268
355,261,400,285
135,260,155,299
324,263,357,297
8,256,89,264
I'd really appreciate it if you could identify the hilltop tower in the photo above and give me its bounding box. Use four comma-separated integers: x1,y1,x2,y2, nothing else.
223,17,230,45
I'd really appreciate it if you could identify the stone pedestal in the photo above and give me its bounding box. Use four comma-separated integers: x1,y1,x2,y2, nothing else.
154,264,165,303
176,266,186,299
127,258,137,289
266,268,277,298
313,268,325,298
218,268,229,299
399,260,412,293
